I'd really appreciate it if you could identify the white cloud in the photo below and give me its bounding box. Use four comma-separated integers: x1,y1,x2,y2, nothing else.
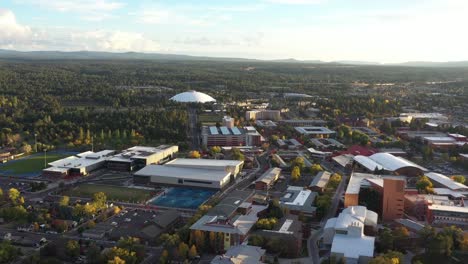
16,0,125,21
0,9,32,47
70,31,160,52
0,9,159,52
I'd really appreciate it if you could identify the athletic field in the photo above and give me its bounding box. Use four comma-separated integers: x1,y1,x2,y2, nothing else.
0,152,70,177
65,184,154,203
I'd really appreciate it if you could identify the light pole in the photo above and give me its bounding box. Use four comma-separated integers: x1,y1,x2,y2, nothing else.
34,133,37,153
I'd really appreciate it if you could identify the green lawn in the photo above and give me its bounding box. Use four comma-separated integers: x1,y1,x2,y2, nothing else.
65,184,154,203
0,153,70,175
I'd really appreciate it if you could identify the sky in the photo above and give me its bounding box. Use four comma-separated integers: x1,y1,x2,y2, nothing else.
1,0,468,63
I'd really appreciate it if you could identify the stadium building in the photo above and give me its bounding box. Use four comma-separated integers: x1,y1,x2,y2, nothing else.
169,90,216,103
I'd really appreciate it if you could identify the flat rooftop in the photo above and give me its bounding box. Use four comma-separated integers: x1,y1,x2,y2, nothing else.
206,126,245,136
428,204,468,214
165,158,243,168
134,165,230,182
47,150,114,169
331,234,375,259
280,186,317,214
109,145,178,162
295,126,335,135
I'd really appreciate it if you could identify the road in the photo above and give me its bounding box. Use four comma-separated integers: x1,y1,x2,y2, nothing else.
307,166,349,264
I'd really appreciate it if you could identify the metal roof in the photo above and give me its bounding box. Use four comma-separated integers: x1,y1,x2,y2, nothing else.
425,172,468,191
368,152,427,172
170,90,216,103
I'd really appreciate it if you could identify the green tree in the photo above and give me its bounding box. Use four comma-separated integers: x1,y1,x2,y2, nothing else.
178,242,189,260
231,148,245,161
292,157,305,169
291,166,301,181
328,173,342,189
188,150,201,159
8,188,22,205
159,249,169,264
379,228,395,252
0,241,20,263
188,245,198,259
416,176,433,194
59,196,70,207
451,175,466,184
310,163,323,174
92,192,107,209
66,240,80,259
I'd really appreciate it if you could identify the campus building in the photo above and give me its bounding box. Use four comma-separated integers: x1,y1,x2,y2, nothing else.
43,150,115,177
201,126,263,147
324,206,377,264
134,159,243,189
190,190,267,251
255,167,281,191
211,245,266,264
245,109,281,121
277,119,327,126
353,152,427,177
425,172,468,192
107,145,178,171
280,186,317,217
427,204,468,227
308,171,331,193
381,178,405,221
294,126,336,138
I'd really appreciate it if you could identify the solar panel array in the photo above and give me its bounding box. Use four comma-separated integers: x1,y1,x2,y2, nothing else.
231,127,242,135
220,126,231,135
209,126,219,135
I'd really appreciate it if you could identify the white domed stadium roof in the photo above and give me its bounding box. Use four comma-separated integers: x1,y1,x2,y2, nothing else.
170,90,216,103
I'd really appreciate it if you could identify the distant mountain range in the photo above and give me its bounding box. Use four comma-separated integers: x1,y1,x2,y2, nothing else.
1,49,468,67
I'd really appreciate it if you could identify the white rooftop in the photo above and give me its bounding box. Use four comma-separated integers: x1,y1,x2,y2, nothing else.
424,137,456,142
366,152,427,172
47,150,114,169
283,186,312,206
134,165,230,182
170,90,216,103
346,173,380,195
295,126,335,135
428,204,468,214
331,234,375,259
433,188,466,198
165,158,243,168
426,172,468,191
354,155,384,171
109,145,177,162
334,206,378,230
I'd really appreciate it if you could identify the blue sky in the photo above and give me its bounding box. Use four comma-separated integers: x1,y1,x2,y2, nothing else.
1,0,468,62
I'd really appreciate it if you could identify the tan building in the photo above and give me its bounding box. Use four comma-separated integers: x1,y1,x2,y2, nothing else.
245,110,281,121
382,178,405,222
255,167,281,191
